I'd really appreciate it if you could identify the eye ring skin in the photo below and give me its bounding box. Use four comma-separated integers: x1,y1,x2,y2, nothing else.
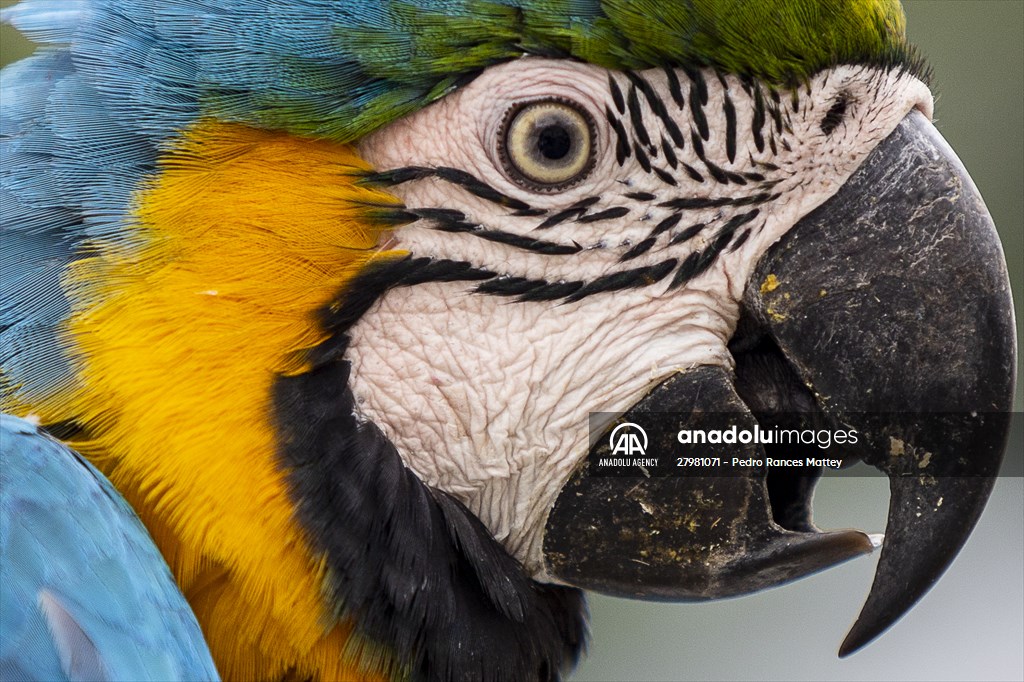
497,97,598,192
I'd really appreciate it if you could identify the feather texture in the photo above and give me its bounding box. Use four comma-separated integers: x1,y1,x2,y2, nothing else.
0,414,220,681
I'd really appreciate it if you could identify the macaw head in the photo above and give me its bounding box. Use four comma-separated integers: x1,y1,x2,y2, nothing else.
1,1,1015,680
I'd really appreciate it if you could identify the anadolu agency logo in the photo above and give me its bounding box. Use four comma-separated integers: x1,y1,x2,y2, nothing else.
600,422,660,472
609,422,649,456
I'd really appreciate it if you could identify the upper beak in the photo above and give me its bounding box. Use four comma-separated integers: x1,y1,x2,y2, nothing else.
542,111,1017,654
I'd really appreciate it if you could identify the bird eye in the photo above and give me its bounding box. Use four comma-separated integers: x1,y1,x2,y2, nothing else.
498,99,596,191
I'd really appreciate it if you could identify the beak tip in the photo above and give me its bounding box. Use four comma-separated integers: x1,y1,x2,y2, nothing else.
838,630,868,659
838,607,894,658
839,605,895,658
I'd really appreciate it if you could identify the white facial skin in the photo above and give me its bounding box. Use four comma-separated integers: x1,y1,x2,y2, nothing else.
353,58,932,579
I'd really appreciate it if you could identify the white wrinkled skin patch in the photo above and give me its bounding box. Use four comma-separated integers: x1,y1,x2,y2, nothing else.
353,59,932,579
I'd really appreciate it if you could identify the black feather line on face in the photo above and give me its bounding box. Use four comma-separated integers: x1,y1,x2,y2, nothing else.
652,165,679,186
605,106,632,167
660,135,679,169
689,84,710,142
411,208,583,255
361,166,535,212
723,92,737,164
632,140,652,172
664,66,685,109
681,162,704,183
274,259,588,682
752,87,767,153
626,83,651,148
536,196,601,229
608,73,626,114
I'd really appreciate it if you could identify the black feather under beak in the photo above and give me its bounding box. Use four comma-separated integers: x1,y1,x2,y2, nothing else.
542,110,1017,655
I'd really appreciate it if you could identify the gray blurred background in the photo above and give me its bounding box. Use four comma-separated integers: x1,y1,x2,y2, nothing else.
2,1,1021,681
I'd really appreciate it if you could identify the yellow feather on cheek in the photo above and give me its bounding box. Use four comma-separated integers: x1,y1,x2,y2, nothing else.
13,122,404,681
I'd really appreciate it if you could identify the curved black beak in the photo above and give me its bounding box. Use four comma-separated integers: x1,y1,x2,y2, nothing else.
542,111,1016,653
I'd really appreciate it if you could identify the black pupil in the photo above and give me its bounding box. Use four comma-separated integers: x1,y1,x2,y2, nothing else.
536,124,572,161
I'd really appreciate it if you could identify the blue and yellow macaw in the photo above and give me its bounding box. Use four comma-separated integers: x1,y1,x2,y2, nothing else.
0,1,1016,680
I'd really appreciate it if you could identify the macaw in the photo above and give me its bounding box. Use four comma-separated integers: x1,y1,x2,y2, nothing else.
0,1,1016,681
